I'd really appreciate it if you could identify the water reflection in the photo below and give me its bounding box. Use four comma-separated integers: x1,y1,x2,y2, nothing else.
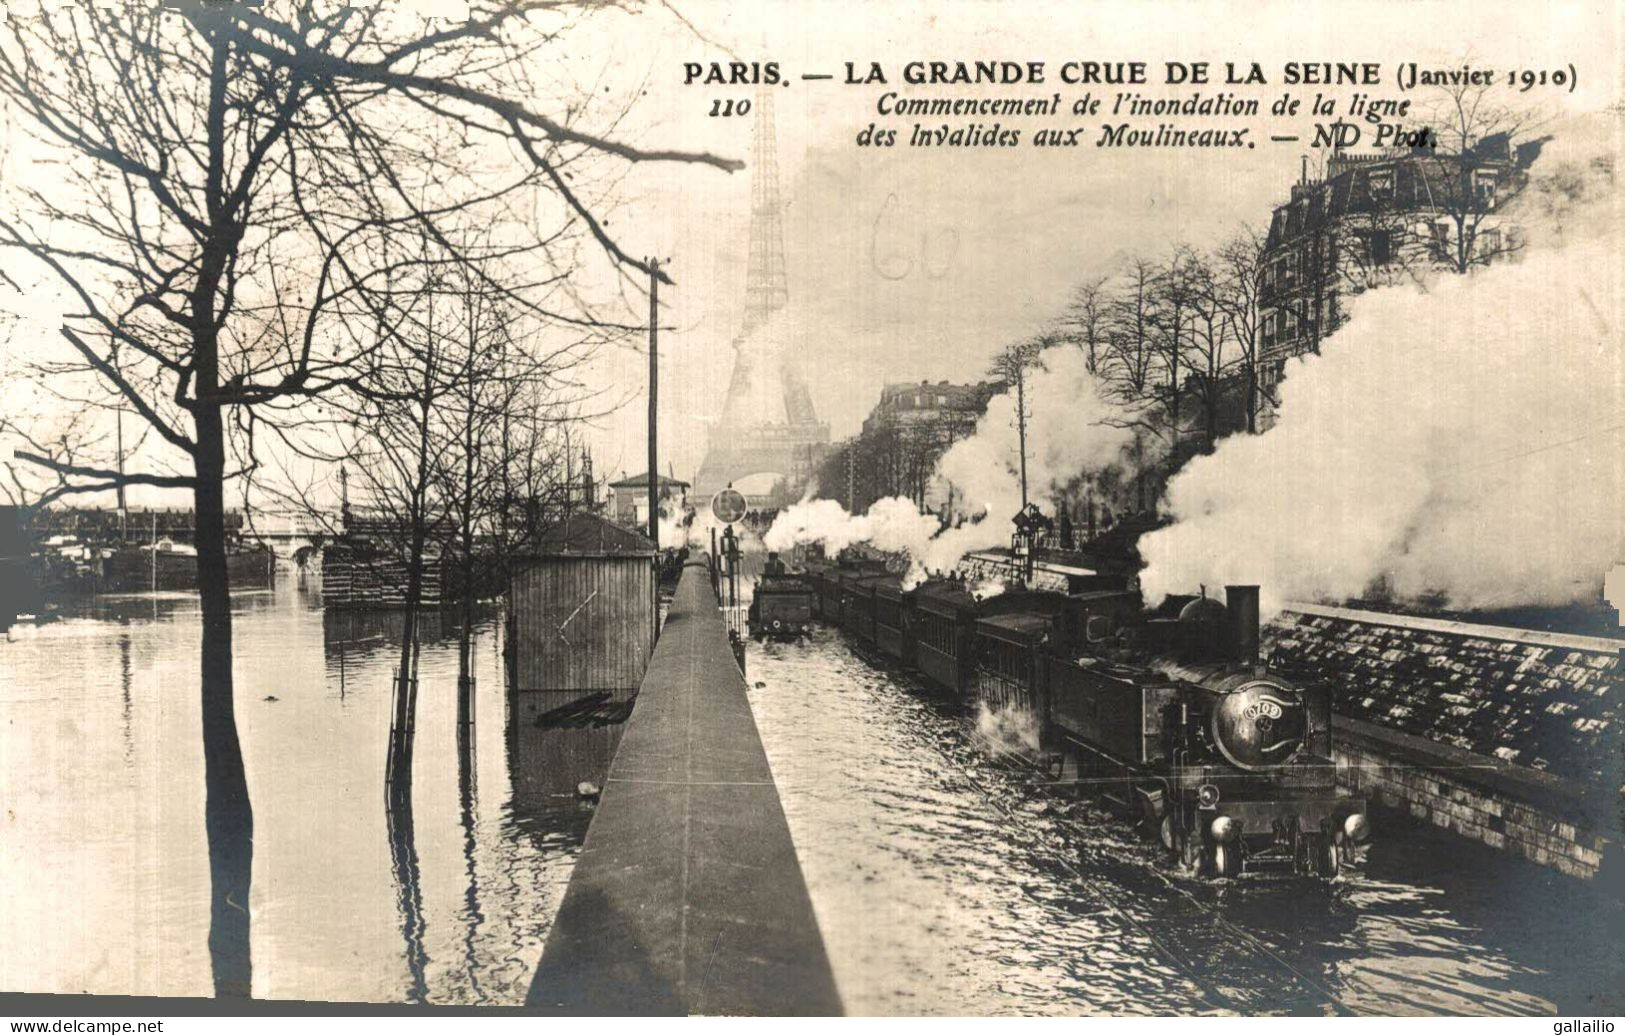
0,576,618,1003
748,628,1625,1017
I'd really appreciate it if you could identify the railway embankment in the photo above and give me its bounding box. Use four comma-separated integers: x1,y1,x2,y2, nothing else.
528,555,841,1015
1270,604,1621,879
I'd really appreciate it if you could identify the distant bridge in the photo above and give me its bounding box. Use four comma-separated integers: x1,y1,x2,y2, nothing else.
240,510,341,563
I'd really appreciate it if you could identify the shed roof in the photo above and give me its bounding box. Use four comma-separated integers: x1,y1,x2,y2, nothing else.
531,511,656,557
608,472,691,489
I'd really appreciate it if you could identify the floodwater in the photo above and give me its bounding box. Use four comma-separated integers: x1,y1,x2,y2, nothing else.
747,627,1625,1017
3,576,1620,1012
0,576,611,1003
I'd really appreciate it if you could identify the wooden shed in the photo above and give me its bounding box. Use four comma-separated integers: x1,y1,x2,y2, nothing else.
510,512,657,698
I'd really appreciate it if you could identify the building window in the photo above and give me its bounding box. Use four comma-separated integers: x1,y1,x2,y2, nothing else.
1429,222,1451,261
1368,168,1394,197
1477,227,1501,258
1367,230,1393,265
1474,170,1498,208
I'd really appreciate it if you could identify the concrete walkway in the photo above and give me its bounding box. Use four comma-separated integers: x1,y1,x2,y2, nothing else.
528,557,842,1015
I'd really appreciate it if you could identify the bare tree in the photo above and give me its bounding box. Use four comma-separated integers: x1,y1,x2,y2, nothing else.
1058,274,1111,374
0,3,737,996
1180,253,1228,453
1208,228,1272,435
1412,78,1542,273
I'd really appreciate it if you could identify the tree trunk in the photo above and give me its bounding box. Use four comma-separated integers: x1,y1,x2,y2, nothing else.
389,519,427,795
1245,359,1259,434
458,365,476,735
195,401,253,998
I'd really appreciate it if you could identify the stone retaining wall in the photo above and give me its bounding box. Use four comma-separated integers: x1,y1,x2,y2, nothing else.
1334,716,1611,879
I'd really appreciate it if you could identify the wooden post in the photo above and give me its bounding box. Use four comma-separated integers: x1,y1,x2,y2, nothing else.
648,259,660,549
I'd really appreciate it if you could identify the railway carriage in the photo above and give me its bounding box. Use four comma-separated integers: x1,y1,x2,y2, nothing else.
808,562,843,622
872,577,913,665
909,579,979,699
837,570,885,643
971,612,1053,717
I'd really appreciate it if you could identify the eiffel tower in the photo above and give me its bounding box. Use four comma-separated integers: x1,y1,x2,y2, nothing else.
692,91,829,508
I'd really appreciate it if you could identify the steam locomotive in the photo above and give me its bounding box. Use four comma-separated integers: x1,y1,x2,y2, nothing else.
747,552,817,641
800,557,1369,879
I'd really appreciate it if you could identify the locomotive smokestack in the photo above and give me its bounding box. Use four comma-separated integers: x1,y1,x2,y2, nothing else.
1225,585,1260,669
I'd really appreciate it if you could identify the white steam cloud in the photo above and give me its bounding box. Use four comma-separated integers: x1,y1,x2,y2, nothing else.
1141,112,1624,615
938,347,1137,526
764,349,1134,582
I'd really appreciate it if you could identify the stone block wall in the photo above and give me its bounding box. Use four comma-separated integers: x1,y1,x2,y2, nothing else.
1335,718,1610,879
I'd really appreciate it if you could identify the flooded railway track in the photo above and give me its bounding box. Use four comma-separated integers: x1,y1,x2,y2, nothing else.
746,626,1623,1016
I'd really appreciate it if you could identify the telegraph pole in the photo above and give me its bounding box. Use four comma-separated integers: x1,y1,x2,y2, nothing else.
115,408,128,541
1015,360,1030,511
846,447,855,512
647,258,660,549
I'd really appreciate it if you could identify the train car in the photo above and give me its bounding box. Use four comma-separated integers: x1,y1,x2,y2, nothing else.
872,576,913,665
971,611,1054,717
835,566,888,644
802,560,838,622
968,588,1095,716
909,578,979,699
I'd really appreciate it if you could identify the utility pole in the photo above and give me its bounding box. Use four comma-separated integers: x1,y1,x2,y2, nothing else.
115,408,128,541
1015,359,1030,511
846,446,856,512
647,258,660,549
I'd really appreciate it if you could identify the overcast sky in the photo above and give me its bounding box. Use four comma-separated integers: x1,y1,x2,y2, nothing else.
1,0,1618,505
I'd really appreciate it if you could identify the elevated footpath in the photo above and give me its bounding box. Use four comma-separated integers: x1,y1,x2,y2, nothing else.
528,556,841,1015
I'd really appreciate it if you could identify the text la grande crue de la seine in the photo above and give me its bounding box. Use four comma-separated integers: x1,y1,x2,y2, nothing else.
681,60,1503,90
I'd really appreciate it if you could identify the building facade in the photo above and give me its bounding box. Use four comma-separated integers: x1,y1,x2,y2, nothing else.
860,380,993,437
836,380,997,513
1256,136,1536,412
607,473,690,529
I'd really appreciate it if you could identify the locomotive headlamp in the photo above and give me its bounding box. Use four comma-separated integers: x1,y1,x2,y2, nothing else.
1197,783,1221,808
1210,816,1239,843
1343,813,1370,842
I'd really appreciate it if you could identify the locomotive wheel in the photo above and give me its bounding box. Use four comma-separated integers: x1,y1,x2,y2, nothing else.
1316,834,1340,879
1177,833,1204,876
1211,843,1240,878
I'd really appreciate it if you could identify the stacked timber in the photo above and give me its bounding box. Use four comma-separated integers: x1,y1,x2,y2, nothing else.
321,544,442,609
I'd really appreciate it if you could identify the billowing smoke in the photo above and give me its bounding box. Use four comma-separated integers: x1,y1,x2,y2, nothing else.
764,496,939,557
656,495,690,550
1141,113,1623,615
938,347,1137,526
764,348,1134,581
